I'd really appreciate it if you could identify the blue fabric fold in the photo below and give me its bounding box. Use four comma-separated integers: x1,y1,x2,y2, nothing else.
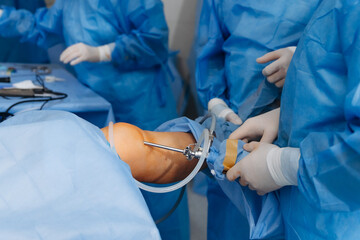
158,116,284,239
0,110,160,240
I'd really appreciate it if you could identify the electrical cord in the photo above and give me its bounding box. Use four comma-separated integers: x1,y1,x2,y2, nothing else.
0,71,68,123
0,112,14,122
40,89,68,110
155,186,186,225
36,74,46,89
40,99,50,110
0,67,69,122
0,90,67,123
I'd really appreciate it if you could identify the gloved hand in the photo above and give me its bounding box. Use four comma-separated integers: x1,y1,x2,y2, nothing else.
60,42,115,66
0,9,3,18
226,142,281,195
256,47,296,88
229,108,280,143
226,142,300,195
208,98,243,125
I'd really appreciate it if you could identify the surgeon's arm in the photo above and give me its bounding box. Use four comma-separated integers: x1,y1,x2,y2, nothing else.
0,1,63,48
295,6,360,211
101,123,206,184
109,0,169,70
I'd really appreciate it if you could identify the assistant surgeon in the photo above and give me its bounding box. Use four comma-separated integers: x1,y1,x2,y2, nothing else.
228,0,360,238
0,0,178,131
0,1,187,239
193,0,321,238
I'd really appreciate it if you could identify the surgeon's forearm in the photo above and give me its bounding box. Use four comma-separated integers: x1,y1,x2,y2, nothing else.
101,123,206,184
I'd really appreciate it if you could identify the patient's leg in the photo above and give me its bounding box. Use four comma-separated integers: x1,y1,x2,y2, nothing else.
102,123,204,184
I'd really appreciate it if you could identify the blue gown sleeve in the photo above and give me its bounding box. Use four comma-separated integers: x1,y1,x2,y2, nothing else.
110,0,169,70
195,0,228,109
298,3,360,212
0,0,64,49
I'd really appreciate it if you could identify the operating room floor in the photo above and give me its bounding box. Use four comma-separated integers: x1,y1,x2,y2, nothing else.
187,181,207,240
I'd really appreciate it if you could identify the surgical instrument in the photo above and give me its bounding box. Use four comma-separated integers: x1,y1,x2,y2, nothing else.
143,141,202,160
135,113,216,193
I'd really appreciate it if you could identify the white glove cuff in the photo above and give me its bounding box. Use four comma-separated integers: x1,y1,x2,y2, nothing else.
218,108,234,119
281,147,300,186
208,98,227,110
288,46,297,54
98,43,115,62
208,98,235,119
267,147,300,187
267,148,289,187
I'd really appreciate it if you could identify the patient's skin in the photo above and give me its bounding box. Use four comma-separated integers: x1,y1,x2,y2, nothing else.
102,123,203,184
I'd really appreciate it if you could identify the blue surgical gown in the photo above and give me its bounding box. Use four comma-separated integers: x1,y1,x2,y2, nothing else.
0,0,49,63
193,0,320,238
277,0,360,238
195,0,321,120
0,1,187,239
0,0,178,130
157,116,284,239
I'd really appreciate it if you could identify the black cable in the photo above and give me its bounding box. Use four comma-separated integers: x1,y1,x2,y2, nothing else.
0,67,64,122
0,69,67,122
0,91,68,122
155,186,186,225
4,98,51,114
0,112,14,122
36,74,46,89
38,90,68,110
40,99,50,110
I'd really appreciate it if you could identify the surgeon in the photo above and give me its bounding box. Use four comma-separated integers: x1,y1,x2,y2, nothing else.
193,0,321,238
227,0,360,238
196,0,321,122
0,0,48,63
0,1,188,239
0,0,179,130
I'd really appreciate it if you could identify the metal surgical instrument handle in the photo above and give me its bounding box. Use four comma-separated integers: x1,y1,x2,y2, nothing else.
143,141,202,160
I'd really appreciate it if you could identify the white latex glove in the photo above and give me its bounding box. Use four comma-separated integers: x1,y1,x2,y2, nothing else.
60,42,114,66
256,47,296,88
227,142,300,195
266,146,300,187
226,142,281,195
208,98,243,125
0,9,3,17
229,108,280,143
